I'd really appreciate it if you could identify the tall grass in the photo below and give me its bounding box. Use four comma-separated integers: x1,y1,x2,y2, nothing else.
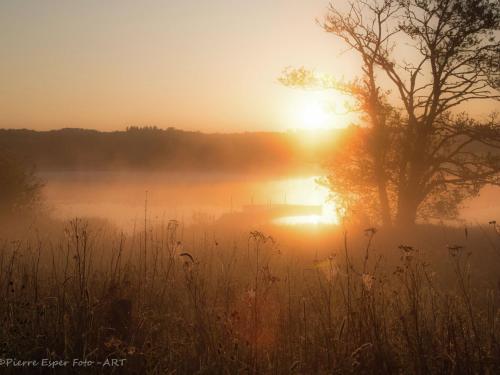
0,219,498,374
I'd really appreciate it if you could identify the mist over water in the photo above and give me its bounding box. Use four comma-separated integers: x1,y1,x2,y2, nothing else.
41,171,500,229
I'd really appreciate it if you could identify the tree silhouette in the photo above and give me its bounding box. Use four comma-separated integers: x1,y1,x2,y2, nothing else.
0,152,43,215
282,0,500,225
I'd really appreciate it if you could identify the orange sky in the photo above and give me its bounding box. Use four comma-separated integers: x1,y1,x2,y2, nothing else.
0,1,497,132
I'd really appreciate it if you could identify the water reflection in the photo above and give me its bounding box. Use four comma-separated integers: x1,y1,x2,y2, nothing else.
40,171,498,228
42,172,335,227
273,202,338,225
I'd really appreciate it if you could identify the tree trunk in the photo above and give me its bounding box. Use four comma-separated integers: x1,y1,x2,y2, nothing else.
395,176,422,226
375,164,392,227
366,73,392,227
378,183,392,226
395,121,429,226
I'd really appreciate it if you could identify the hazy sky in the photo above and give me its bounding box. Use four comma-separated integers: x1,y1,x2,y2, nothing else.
0,1,497,132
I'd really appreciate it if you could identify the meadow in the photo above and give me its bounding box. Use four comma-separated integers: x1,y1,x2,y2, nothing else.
1,216,498,374
2,0,500,373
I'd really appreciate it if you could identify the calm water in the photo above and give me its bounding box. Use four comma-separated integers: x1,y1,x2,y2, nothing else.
40,171,500,228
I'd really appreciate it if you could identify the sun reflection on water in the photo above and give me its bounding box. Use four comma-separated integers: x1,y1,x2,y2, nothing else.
273,202,338,226
270,176,339,226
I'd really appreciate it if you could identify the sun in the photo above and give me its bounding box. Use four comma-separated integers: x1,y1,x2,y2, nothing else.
289,91,352,131
301,101,329,129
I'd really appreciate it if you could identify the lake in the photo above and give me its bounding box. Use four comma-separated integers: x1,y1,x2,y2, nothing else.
40,171,500,228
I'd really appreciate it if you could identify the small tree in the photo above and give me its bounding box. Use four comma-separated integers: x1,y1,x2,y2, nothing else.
0,152,43,215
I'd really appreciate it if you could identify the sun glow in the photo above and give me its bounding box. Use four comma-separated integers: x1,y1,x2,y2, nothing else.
273,202,339,226
300,100,329,129
290,91,353,131
270,177,340,226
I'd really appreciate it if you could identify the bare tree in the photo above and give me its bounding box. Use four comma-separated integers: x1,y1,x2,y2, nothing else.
282,0,500,225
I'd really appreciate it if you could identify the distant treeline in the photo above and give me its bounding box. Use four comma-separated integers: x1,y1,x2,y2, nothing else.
0,127,341,173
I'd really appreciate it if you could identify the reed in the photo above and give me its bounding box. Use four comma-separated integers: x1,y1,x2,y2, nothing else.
0,219,498,374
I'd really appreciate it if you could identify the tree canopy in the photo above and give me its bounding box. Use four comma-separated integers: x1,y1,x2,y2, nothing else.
281,0,500,225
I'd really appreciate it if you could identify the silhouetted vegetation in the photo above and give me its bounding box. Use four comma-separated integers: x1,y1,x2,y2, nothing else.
0,151,43,217
281,0,500,225
0,127,342,174
1,1,499,374
0,219,498,374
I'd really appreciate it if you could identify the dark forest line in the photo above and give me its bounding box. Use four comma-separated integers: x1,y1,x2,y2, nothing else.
0,127,343,174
